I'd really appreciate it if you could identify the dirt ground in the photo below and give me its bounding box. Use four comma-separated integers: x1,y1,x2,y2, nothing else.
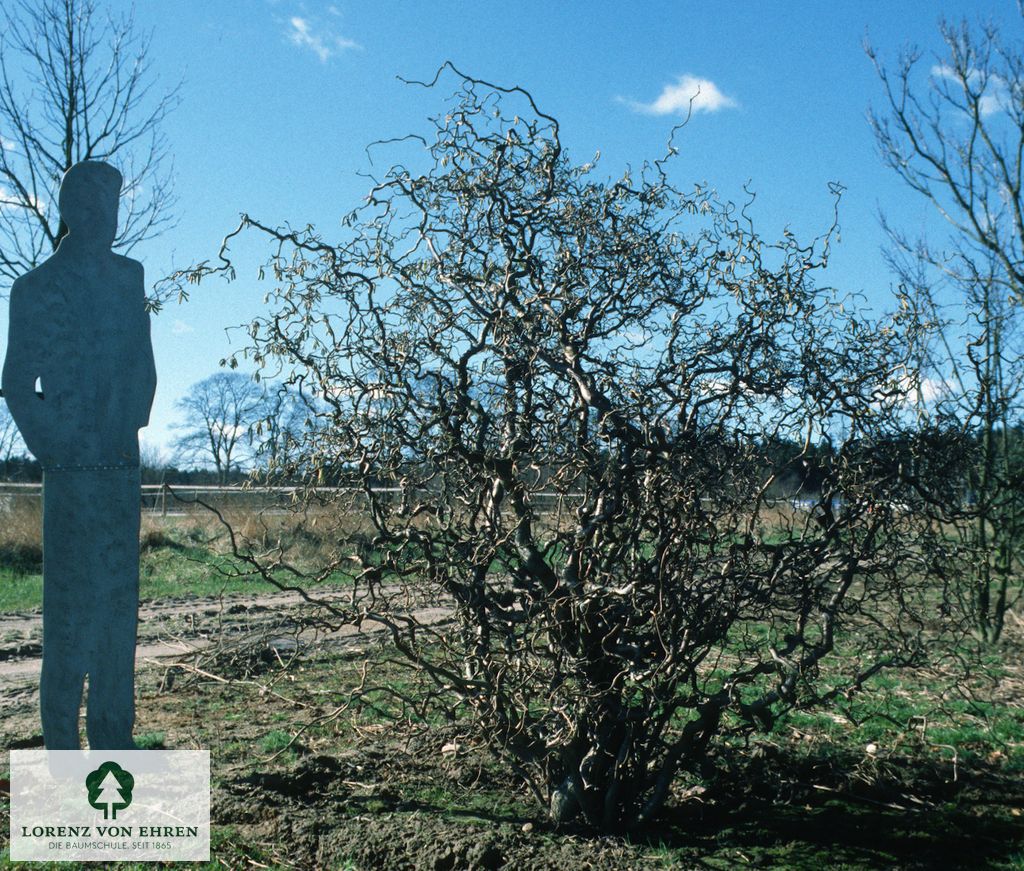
1,591,1023,869
0,587,448,719
0,590,683,869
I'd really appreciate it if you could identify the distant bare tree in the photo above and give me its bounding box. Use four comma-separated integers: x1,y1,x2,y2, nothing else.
0,0,178,292
172,372,266,483
255,384,317,474
869,18,1024,642
183,68,960,830
139,439,172,485
868,16,1024,305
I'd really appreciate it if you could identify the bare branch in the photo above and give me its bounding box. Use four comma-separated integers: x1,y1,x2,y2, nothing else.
0,0,179,291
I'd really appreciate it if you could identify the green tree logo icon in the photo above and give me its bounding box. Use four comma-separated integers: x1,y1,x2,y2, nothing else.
85,761,134,820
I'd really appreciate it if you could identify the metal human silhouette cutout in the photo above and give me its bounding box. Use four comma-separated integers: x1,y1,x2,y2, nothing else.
2,161,156,749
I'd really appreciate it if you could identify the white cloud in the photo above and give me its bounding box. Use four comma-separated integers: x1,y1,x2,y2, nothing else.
286,15,359,62
980,94,1004,117
215,422,249,441
171,319,194,335
0,185,45,213
931,63,1008,117
121,178,143,204
895,373,953,406
918,376,951,403
625,74,737,116
0,136,15,151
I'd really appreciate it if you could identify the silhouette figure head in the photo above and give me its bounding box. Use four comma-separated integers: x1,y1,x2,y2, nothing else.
58,161,123,248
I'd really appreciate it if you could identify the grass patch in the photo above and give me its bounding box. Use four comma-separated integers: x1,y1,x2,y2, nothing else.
0,543,354,612
0,568,42,612
0,509,1020,867
134,731,165,749
259,729,296,755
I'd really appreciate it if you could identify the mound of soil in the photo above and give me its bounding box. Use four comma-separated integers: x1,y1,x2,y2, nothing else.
215,753,660,870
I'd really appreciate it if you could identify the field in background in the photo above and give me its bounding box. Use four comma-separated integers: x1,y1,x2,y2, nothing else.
0,489,362,611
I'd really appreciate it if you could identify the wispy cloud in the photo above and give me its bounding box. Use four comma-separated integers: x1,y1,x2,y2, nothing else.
0,185,45,213
171,319,194,335
286,15,360,62
623,74,737,117
0,136,15,151
895,373,954,406
931,63,1007,117
919,377,951,403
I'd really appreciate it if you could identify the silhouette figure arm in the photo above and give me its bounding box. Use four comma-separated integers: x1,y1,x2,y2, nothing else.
2,276,50,459
134,262,156,430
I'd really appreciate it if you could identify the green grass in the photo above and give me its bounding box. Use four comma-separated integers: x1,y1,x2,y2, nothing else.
134,731,166,749
0,544,354,613
0,568,42,612
258,729,295,755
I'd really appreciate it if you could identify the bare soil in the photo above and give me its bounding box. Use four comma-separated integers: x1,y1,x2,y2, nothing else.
0,592,1023,869
0,586,450,724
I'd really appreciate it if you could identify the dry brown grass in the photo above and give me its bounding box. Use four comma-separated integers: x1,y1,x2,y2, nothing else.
136,504,375,575
0,494,42,573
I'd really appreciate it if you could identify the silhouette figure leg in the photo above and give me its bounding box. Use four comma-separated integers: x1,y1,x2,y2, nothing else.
85,468,140,749
39,647,85,749
43,468,140,750
40,472,89,749
87,640,137,751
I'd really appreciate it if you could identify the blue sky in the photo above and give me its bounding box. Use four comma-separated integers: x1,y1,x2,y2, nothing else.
4,0,1021,459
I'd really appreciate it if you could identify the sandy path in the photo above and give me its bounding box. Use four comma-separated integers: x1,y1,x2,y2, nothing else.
0,586,451,718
